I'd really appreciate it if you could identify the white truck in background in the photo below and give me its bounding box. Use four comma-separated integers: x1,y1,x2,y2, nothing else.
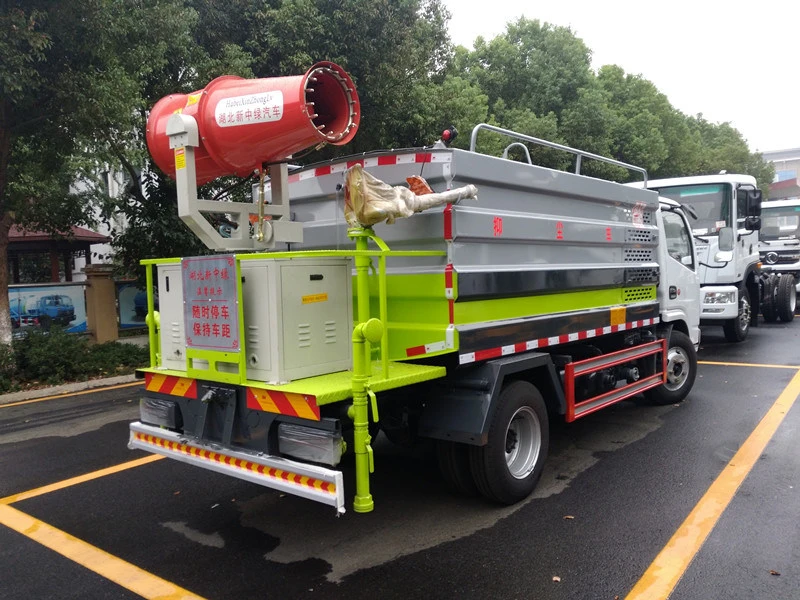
641,175,765,341
757,198,800,321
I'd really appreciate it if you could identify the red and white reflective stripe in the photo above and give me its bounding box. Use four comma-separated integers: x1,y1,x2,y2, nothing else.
444,264,454,299
443,203,454,240
284,152,452,184
406,340,448,357
458,318,660,365
444,264,455,323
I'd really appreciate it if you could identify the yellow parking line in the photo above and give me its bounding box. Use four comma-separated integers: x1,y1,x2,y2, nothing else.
626,368,800,599
1,455,163,505
0,381,143,409
0,504,206,599
698,360,800,369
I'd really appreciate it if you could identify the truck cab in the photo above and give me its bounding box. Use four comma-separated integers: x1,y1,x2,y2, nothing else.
656,197,701,346
643,175,762,342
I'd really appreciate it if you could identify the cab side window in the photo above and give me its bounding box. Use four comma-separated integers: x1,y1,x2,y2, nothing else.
663,211,694,269
736,187,750,228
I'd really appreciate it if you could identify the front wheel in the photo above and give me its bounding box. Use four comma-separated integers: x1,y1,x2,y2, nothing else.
646,330,698,405
723,290,750,342
777,275,796,322
469,381,549,504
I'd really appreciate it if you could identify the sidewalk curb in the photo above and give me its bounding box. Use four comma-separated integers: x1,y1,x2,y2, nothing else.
0,374,140,406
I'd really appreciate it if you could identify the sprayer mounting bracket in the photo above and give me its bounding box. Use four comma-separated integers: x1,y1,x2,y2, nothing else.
166,114,199,148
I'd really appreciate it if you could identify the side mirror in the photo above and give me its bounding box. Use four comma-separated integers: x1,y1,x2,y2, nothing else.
718,227,734,251
715,226,734,263
746,189,762,217
745,216,761,231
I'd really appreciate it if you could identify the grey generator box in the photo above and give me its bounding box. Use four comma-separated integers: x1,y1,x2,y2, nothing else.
240,257,353,384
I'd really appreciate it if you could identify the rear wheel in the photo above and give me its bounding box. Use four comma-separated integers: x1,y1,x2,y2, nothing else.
723,290,750,342
436,440,478,496
777,275,796,322
762,277,779,323
645,330,697,405
469,381,549,504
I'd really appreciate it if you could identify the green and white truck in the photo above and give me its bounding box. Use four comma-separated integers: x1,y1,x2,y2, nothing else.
130,65,700,514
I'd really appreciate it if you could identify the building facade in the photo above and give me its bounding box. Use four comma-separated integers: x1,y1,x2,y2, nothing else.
763,148,800,200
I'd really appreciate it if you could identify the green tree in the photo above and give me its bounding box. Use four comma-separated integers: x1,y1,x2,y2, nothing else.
0,0,227,345
107,0,256,279
110,0,456,278
245,0,453,151
112,171,211,284
466,18,592,120
453,21,772,186
559,82,625,179
395,75,489,149
592,65,700,179
686,116,773,188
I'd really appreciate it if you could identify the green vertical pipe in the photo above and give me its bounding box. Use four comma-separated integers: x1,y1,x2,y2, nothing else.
350,322,373,513
145,264,157,368
354,232,371,368
364,231,390,379
351,230,374,512
379,255,388,379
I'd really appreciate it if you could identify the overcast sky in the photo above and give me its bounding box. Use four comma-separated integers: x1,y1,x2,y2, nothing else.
442,0,799,153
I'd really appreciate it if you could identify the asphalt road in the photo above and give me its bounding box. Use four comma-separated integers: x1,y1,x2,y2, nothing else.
1,320,799,600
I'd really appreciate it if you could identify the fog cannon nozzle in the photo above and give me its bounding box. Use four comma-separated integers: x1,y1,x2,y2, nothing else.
146,61,360,185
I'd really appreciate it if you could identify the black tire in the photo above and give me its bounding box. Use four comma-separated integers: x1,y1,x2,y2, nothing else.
762,280,779,323
436,440,478,496
777,275,796,323
469,381,549,504
723,290,750,342
645,330,697,405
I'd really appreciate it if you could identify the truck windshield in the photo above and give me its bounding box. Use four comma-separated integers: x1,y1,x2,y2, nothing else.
651,184,731,236
43,296,73,307
761,206,800,241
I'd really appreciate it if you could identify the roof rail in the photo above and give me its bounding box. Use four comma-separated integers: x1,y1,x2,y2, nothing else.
469,123,648,184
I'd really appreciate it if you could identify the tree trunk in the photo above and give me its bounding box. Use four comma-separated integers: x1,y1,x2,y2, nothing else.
0,213,13,346
0,97,12,347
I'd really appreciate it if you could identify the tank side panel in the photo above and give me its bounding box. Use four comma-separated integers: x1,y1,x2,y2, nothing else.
277,150,660,358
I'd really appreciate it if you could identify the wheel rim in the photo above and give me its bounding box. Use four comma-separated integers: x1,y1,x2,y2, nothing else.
665,346,690,391
790,286,797,313
504,406,542,479
739,295,751,332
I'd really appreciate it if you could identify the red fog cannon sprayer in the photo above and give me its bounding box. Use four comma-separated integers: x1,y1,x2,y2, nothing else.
146,61,360,250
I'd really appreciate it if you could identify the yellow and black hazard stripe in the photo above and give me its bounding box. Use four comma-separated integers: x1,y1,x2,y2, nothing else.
245,388,320,421
144,373,198,399
131,431,336,494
